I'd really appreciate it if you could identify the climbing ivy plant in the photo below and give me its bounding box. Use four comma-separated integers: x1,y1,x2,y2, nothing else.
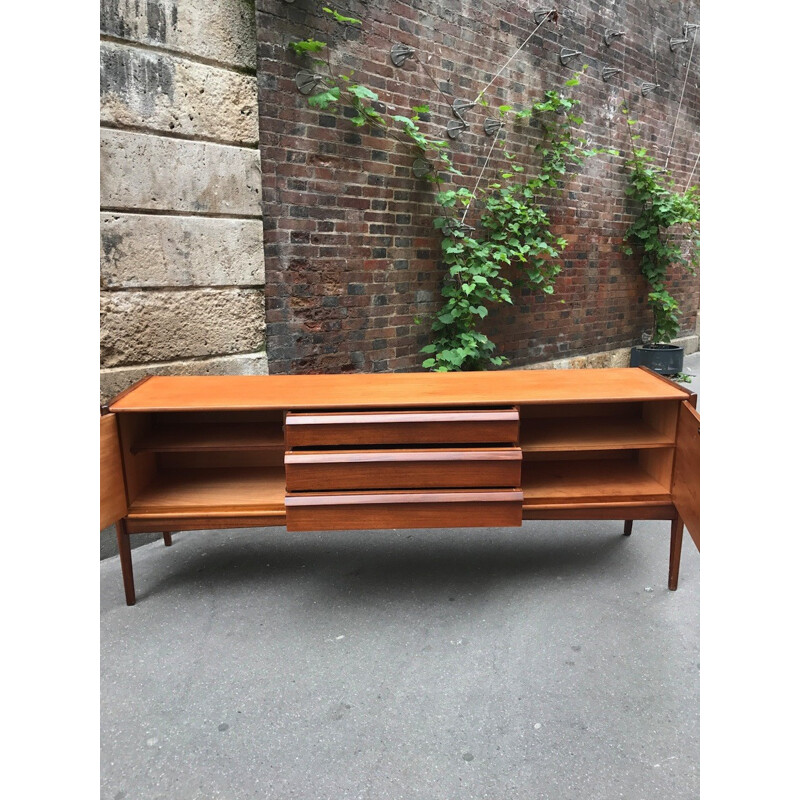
288,6,605,370
623,115,700,344
422,85,599,370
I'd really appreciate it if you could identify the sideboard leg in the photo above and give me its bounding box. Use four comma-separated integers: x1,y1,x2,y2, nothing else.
115,520,136,606
162,532,173,547
623,520,633,536
668,516,684,591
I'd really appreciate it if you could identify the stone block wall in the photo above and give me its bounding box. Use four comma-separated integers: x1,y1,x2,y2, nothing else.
100,0,267,404
255,0,700,373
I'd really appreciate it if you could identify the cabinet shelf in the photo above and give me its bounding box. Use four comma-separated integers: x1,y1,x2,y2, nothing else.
522,459,671,506
521,417,673,452
128,467,286,515
131,423,284,454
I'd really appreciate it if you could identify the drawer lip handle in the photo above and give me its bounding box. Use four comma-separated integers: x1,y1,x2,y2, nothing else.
285,410,519,425
286,491,524,507
285,449,522,464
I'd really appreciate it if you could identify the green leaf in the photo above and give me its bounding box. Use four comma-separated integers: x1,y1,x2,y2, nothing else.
288,39,327,55
348,84,379,101
307,86,341,109
322,7,362,26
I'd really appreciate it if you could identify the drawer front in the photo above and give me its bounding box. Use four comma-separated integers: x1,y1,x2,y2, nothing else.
285,448,522,492
285,409,519,448
285,490,523,532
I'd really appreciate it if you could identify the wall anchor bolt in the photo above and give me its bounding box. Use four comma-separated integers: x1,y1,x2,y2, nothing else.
446,119,468,139
641,82,659,96
412,158,433,178
560,47,583,66
669,36,689,52
452,99,476,121
603,29,625,47
533,8,556,25
683,22,700,37
295,70,325,95
483,117,504,136
602,66,623,82
390,44,415,67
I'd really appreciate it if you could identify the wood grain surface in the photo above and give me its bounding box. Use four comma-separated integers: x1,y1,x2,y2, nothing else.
100,413,128,529
672,400,700,549
523,459,672,505
285,490,523,531
108,369,690,412
127,466,285,515
285,447,522,491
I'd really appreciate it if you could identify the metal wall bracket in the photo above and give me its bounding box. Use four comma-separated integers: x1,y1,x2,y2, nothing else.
560,47,583,66
446,119,468,139
412,158,433,178
483,117,504,136
534,8,556,25
295,70,325,95
602,66,622,83
452,100,476,121
669,37,689,52
683,22,700,37
390,44,415,67
603,29,625,47
641,82,659,96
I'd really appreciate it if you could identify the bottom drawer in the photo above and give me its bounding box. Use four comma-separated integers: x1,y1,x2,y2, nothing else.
285,490,523,532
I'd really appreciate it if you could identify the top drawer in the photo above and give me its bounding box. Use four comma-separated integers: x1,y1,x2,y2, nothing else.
285,408,519,448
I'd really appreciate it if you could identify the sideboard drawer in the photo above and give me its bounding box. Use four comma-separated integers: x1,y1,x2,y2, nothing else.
285,447,522,491
285,408,519,448
285,490,523,531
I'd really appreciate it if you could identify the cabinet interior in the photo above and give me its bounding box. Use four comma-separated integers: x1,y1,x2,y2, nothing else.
118,411,285,515
117,399,680,518
519,401,677,506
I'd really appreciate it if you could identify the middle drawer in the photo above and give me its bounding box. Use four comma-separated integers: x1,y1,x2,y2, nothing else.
285,447,522,492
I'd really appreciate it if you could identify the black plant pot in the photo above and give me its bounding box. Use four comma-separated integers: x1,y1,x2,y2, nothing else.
629,344,684,375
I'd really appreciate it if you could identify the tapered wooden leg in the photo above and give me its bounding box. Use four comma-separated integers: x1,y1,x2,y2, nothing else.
623,520,633,536
163,532,173,547
668,515,684,591
115,520,136,606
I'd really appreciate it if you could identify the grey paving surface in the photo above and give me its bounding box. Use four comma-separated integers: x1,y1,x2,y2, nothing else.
101,357,700,800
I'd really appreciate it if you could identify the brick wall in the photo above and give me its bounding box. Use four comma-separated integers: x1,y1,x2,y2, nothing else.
100,0,267,404
255,0,700,373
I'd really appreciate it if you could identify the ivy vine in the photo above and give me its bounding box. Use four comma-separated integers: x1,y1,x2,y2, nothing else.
288,6,607,370
423,85,602,370
622,113,700,345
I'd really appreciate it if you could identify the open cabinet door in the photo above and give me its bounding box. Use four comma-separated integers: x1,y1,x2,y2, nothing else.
101,413,128,529
673,400,700,550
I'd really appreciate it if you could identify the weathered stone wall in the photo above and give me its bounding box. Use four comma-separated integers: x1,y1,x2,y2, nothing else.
100,0,267,404
255,0,700,373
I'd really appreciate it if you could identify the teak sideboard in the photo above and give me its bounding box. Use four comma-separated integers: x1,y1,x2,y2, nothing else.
100,368,700,605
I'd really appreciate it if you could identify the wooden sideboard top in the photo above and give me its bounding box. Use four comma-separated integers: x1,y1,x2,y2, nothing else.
108,368,691,412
